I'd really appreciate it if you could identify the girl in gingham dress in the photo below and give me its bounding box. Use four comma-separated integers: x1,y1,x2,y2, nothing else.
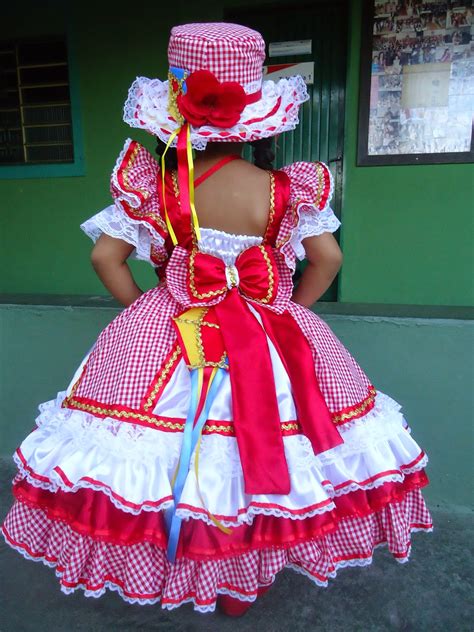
1,23,432,616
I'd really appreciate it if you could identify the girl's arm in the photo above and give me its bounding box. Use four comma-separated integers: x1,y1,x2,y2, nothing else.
291,233,343,308
91,234,143,307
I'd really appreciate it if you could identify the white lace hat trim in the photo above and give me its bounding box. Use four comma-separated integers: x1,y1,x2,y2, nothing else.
123,75,309,150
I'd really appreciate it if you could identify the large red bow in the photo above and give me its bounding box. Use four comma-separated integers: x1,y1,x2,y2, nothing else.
181,244,343,496
187,245,278,306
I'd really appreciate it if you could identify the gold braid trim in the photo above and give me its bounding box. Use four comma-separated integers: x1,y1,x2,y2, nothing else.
64,398,186,431
175,317,219,329
203,423,234,434
171,170,180,202
281,422,300,432
332,386,377,424
263,172,276,244
120,142,167,231
241,245,275,305
64,396,300,436
143,345,181,411
312,162,326,209
188,249,227,300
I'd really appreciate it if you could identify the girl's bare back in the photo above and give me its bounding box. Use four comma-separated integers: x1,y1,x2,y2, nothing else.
193,156,273,237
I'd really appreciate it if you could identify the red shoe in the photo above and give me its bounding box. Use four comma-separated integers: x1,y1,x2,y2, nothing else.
257,584,272,596
217,595,252,617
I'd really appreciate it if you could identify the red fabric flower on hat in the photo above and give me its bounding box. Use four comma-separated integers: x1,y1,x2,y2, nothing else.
177,70,247,128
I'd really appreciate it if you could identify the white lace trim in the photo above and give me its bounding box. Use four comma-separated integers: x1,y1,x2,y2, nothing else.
13,389,429,522
176,499,337,528
32,391,409,468
174,460,428,528
124,75,309,150
290,206,341,260
80,204,165,266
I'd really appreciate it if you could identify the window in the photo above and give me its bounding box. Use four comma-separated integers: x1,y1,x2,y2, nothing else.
0,36,84,178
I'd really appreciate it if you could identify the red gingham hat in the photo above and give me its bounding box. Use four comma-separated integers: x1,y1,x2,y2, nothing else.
123,22,309,149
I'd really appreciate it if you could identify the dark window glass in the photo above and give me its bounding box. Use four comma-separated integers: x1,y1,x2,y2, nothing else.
0,36,74,166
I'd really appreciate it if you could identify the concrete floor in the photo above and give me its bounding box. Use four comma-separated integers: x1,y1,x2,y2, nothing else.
0,459,472,632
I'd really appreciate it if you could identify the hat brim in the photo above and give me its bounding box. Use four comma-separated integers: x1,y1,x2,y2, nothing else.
123,75,309,150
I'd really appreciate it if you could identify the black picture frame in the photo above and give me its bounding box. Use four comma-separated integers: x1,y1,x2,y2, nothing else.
357,0,474,166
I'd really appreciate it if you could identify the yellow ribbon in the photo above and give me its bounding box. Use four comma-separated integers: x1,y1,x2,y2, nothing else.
161,127,180,246
160,123,202,247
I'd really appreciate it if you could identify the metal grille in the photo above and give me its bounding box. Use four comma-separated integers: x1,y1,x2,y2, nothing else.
0,37,74,165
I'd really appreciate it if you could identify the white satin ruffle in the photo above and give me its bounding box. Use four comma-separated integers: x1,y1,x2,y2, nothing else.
14,389,427,525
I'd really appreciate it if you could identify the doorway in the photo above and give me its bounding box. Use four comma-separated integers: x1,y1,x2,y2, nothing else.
226,1,348,300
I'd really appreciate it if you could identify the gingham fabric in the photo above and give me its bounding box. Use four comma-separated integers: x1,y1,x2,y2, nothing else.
165,245,294,316
168,23,266,90
288,301,372,411
276,161,336,270
2,490,432,611
76,146,361,415
72,287,180,409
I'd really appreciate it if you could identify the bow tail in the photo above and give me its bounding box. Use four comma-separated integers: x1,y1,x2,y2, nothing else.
214,289,291,496
254,307,344,454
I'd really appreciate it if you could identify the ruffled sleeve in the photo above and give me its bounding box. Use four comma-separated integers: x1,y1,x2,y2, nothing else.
80,138,168,268
276,161,341,269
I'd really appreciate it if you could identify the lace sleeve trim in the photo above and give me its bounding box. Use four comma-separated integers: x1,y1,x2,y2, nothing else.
80,204,166,267
290,206,341,260
276,161,339,270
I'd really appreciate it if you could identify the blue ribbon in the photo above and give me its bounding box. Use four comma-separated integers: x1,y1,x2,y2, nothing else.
169,65,188,94
166,366,226,563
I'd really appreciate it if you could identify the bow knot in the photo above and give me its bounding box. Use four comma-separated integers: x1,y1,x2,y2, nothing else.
225,264,240,289
187,244,278,306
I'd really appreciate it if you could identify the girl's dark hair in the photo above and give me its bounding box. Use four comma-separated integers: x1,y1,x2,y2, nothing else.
250,137,275,170
155,138,178,170
155,136,275,171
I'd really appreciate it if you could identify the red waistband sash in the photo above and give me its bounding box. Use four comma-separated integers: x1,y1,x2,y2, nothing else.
254,306,344,454
184,246,343,496
214,289,290,495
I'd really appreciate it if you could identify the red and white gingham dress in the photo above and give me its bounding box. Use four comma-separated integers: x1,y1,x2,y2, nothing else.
1,139,433,613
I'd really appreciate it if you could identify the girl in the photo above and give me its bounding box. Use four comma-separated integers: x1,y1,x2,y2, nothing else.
1,23,432,617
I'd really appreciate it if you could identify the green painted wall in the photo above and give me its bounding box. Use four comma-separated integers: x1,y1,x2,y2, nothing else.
1,303,472,510
340,1,474,306
1,0,473,306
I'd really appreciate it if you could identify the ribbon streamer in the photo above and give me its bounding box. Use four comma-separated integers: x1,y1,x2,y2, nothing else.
166,365,228,563
161,127,181,246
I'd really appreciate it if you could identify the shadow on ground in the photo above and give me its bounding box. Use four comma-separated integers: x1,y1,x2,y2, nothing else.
0,459,472,632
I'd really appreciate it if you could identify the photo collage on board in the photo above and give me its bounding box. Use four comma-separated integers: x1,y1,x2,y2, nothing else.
369,0,473,155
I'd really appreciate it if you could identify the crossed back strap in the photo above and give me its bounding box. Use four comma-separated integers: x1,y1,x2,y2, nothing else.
161,154,290,250
194,154,241,189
